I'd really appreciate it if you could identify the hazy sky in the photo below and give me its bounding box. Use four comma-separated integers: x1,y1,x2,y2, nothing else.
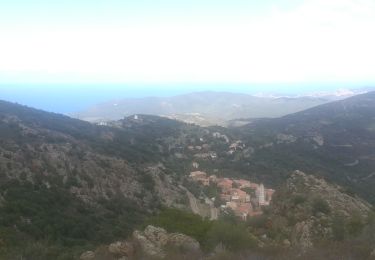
0,0,374,112
1,0,375,85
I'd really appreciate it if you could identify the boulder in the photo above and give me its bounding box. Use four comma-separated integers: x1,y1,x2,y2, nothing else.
133,230,165,259
108,241,134,257
132,225,201,258
80,251,95,260
291,221,313,252
143,225,169,247
282,239,291,248
168,232,200,251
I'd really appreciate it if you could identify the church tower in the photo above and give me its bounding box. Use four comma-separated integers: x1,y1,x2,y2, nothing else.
258,183,265,205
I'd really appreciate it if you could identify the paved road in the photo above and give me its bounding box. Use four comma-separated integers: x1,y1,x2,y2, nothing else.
185,190,200,215
207,200,219,220
205,197,219,220
210,207,219,220
180,185,219,220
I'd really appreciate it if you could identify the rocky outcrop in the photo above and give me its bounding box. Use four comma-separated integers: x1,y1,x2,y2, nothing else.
286,170,371,216
132,225,200,258
290,221,313,252
167,232,200,251
79,251,95,260
270,170,372,253
133,227,167,258
108,241,134,257
276,133,297,144
80,225,200,260
145,164,188,209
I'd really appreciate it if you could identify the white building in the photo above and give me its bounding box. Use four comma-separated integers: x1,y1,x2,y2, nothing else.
192,162,199,169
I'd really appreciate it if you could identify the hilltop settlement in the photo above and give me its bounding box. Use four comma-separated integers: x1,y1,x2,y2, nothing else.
189,170,274,221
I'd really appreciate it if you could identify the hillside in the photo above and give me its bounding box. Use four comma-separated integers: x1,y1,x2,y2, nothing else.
251,171,375,259
1,94,375,259
80,171,375,260
3,92,375,203
0,101,192,258
73,91,331,126
236,91,375,202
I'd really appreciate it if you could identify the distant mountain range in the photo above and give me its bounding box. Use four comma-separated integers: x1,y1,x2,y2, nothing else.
71,91,332,126
73,89,373,126
253,87,371,99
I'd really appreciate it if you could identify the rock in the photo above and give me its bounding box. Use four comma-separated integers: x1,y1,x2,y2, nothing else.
277,133,297,144
133,230,166,259
291,221,313,252
80,251,95,260
262,170,374,254
288,171,371,216
213,242,226,254
81,225,201,259
312,135,324,146
132,225,201,258
144,225,169,247
108,241,134,257
282,239,291,248
168,233,200,251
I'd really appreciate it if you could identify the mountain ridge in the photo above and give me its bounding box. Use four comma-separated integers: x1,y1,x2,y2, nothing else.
237,91,375,202
1,93,375,258
73,91,335,126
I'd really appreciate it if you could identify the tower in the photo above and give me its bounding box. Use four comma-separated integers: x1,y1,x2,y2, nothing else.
258,183,265,205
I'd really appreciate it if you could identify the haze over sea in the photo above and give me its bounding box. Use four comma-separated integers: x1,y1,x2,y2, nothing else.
0,83,371,114
1,1,375,113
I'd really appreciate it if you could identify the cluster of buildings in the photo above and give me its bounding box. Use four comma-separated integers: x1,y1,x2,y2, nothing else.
189,171,275,220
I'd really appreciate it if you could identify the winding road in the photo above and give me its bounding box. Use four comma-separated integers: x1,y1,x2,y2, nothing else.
186,190,200,215
180,185,219,220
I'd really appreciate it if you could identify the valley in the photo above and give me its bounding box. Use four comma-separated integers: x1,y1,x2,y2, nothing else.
0,92,374,259
2,0,375,258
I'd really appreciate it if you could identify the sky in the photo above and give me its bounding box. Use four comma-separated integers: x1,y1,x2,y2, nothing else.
0,0,375,112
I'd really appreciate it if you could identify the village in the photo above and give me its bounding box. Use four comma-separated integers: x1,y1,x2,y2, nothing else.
189,170,275,221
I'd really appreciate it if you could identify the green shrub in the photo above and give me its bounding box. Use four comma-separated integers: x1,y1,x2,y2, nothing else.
292,194,307,205
206,221,256,251
312,197,331,215
347,214,364,236
147,208,257,251
147,208,212,246
0,180,146,258
332,215,346,241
